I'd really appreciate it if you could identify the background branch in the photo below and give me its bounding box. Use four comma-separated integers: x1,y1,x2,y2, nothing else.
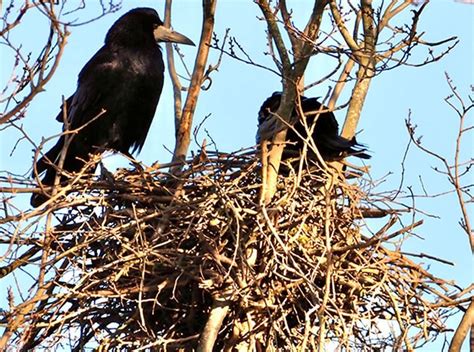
171,0,217,168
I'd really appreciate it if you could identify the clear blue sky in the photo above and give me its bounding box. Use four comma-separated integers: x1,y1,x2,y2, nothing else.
1,1,472,350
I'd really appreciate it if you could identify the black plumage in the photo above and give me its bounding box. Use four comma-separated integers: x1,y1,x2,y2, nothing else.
257,92,370,165
31,8,194,207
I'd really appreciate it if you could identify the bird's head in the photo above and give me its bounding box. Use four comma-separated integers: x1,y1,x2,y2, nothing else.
106,8,195,47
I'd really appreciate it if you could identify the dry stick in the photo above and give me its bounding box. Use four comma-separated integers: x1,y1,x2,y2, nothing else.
449,299,473,352
0,2,37,37
31,109,106,208
0,261,51,347
328,58,355,110
197,292,232,352
21,258,74,350
164,0,184,135
257,0,327,205
0,245,41,278
448,76,473,252
318,185,336,350
171,0,217,169
338,219,424,254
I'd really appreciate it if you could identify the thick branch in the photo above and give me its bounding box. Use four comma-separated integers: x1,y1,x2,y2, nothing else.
257,0,327,204
257,0,291,72
329,0,360,55
341,60,374,139
341,0,376,139
293,0,328,75
197,294,231,352
449,300,473,352
328,58,355,109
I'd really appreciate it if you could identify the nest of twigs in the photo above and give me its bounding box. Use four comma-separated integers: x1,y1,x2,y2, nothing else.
2,149,465,351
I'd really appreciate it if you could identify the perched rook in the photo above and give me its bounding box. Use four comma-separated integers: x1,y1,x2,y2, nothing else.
31,8,194,207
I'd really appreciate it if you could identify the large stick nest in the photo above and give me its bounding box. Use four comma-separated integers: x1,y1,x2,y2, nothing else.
2,150,465,350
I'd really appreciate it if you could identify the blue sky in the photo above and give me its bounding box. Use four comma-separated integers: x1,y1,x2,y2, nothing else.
1,1,472,349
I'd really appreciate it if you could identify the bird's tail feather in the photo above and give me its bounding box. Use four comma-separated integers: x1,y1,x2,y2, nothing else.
31,137,90,207
31,138,64,207
347,137,371,159
317,135,371,160
33,137,64,179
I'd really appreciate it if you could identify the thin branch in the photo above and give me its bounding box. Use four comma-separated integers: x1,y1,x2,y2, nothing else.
172,0,217,167
164,0,185,137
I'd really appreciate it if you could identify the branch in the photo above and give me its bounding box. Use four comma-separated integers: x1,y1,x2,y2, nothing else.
449,299,474,352
329,0,360,55
171,0,217,168
257,0,291,72
164,0,185,137
257,0,327,204
0,20,70,124
341,0,376,139
197,293,231,352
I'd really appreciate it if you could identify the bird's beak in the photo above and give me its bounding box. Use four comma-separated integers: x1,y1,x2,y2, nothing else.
153,26,195,46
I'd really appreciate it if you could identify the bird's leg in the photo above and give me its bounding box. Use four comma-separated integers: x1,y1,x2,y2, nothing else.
126,152,145,173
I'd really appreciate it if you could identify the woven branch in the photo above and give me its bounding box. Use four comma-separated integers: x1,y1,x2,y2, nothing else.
0,150,468,350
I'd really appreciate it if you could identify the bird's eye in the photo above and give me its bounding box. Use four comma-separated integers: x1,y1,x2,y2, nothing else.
153,23,159,29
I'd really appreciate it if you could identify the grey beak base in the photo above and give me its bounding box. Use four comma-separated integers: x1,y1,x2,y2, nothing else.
153,26,195,46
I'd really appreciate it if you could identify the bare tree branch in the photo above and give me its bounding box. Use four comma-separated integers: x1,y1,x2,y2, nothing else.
164,0,185,137
172,0,217,168
449,299,474,352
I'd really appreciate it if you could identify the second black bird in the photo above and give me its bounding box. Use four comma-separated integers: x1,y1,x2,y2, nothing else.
257,92,370,167
31,8,194,207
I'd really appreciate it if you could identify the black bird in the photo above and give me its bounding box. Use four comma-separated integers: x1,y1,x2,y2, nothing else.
31,8,194,207
257,92,370,167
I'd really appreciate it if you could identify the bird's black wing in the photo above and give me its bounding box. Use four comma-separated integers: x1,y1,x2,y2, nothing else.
299,97,339,137
256,92,284,143
54,95,74,122
299,97,371,160
66,46,124,135
62,43,163,152
34,47,131,181
290,97,371,161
